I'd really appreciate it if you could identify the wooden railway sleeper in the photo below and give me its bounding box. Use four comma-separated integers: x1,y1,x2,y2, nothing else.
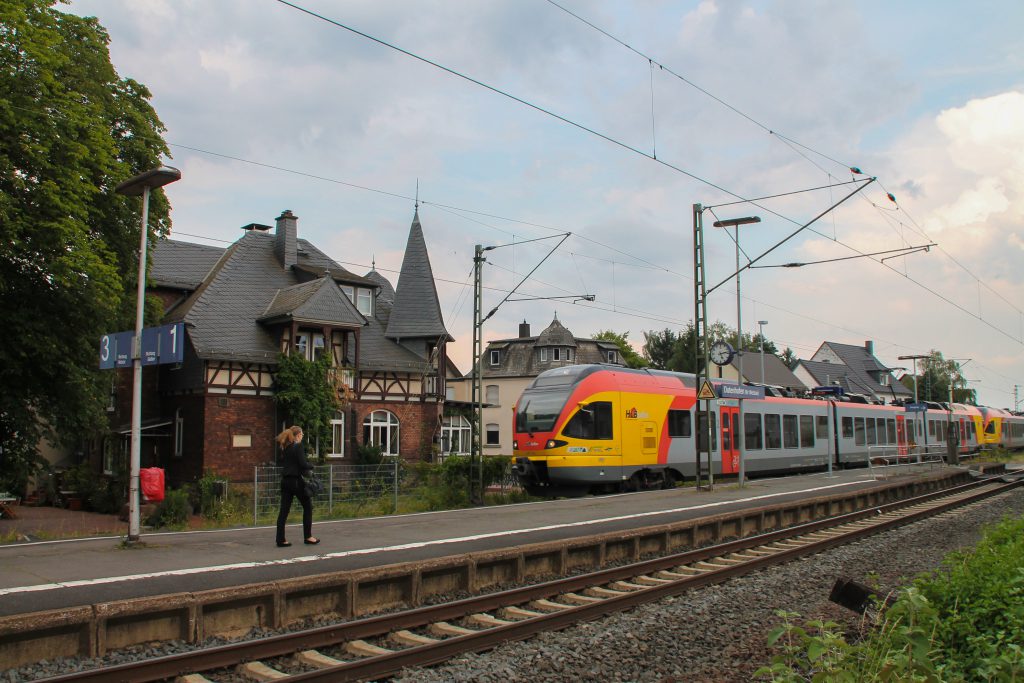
390,629,440,647
503,605,545,620
631,574,673,585
609,580,650,591
345,639,394,657
530,598,572,611
429,621,477,637
560,592,604,605
237,661,289,681
467,613,515,627
586,586,631,598
297,650,346,668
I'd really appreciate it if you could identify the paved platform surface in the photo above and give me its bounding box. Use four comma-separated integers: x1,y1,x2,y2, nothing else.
0,464,963,618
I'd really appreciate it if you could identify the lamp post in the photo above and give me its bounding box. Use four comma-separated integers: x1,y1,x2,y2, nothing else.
757,320,768,385
115,166,181,543
712,216,760,487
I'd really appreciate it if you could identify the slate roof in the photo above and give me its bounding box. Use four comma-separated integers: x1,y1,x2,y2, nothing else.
364,269,396,306
385,211,450,341
731,351,803,388
819,342,913,399
151,240,224,289
482,317,622,378
536,317,577,347
259,278,366,328
796,359,878,397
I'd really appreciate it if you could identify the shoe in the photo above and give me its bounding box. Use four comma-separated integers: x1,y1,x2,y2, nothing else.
277,541,291,547
304,537,320,545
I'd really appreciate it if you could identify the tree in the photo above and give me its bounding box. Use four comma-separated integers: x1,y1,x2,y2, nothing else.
642,328,678,370
592,330,648,369
273,354,342,458
641,321,782,375
780,347,797,369
902,351,975,404
0,0,170,493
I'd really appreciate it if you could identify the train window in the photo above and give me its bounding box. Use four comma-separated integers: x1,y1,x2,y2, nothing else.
783,415,798,448
842,417,853,439
887,419,896,444
697,412,718,452
765,414,781,449
866,418,877,445
800,416,815,448
816,416,828,439
745,413,763,450
854,418,865,446
562,401,613,440
668,410,691,438
929,420,936,437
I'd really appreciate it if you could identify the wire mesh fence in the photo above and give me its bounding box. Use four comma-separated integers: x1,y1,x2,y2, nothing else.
254,462,400,525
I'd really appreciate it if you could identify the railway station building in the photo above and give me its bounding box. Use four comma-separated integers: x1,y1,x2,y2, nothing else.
100,208,457,486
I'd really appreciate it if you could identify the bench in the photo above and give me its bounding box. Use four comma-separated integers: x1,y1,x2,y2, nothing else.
0,492,18,520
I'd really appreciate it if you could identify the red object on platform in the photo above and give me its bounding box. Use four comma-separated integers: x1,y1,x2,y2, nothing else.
140,467,165,502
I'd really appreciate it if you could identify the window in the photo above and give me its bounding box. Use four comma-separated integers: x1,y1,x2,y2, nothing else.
887,419,896,445
855,417,865,446
312,333,326,361
174,408,184,458
341,284,354,302
328,413,345,458
745,413,763,450
668,409,691,438
489,350,500,366
553,348,561,361
800,415,815,448
842,416,854,439
445,386,455,400
607,350,617,363
816,416,828,440
485,384,499,405
363,410,400,456
356,288,372,316
783,415,799,449
765,414,782,449
103,437,116,475
697,411,718,452
540,348,548,362
866,418,876,445
486,423,500,446
566,348,573,361
442,415,471,455
929,420,936,437
295,332,309,359
563,402,613,439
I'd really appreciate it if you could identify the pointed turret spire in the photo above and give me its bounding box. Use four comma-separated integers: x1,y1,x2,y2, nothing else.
385,210,450,341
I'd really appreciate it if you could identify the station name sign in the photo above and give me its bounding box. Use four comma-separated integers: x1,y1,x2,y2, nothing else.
718,384,766,400
99,323,184,369
904,402,928,412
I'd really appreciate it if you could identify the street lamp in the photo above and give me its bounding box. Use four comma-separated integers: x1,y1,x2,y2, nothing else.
712,216,760,487
757,320,768,385
115,166,181,543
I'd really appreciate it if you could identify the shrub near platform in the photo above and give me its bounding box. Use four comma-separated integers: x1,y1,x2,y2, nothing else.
757,514,1024,682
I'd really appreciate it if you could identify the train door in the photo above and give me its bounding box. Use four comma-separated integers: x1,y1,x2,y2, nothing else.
895,415,908,457
720,406,739,475
959,418,969,454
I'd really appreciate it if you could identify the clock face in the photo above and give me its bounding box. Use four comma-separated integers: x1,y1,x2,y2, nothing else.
710,341,733,366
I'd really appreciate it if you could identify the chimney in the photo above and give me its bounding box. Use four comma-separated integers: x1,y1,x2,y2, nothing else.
864,340,874,356
275,210,298,268
519,320,531,338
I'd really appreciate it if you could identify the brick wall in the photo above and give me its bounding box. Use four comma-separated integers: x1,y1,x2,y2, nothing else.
353,401,442,461
202,395,277,482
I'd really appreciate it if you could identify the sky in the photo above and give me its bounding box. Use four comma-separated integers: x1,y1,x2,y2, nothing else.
66,0,1024,410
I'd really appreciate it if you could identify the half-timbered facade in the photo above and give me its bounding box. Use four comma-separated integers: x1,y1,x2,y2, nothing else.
103,209,453,485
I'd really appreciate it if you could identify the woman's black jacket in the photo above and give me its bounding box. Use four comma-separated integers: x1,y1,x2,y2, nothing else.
280,441,313,478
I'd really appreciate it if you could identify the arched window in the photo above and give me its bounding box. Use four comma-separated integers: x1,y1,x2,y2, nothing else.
441,415,472,456
363,409,400,456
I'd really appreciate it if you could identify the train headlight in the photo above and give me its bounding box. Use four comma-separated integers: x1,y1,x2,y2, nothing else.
513,440,518,450
545,439,567,449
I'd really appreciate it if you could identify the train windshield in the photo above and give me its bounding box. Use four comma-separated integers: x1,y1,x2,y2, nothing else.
516,391,569,434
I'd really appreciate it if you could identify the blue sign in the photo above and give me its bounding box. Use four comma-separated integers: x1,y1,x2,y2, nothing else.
100,323,184,369
904,402,928,412
812,386,844,396
719,384,766,400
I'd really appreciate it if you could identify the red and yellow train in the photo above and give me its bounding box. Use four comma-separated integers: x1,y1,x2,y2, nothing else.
512,365,1019,496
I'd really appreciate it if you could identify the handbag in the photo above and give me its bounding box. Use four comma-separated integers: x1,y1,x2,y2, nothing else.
302,474,323,497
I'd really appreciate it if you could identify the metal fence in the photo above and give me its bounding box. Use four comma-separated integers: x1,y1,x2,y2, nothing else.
254,462,400,525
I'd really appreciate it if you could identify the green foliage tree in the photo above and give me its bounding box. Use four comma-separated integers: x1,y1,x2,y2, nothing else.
273,353,342,458
641,321,782,375
780,347,797,369
0,0,171,494
641,328,677,370
900,350,975,404
592,330,648,368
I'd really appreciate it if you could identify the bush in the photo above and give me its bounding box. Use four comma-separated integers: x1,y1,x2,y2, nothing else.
145,488,191,529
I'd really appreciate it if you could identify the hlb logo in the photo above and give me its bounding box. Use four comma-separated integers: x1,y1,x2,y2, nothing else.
625,407,639,419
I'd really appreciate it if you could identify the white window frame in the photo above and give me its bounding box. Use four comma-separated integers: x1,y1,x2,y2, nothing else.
540,348,548,362
485,422,500,446
363,409,400,456
489,349,500,366
553,348,561,361
607,350,616,363
356,288,373,316
311,333,326,361
442,415,472,455
328,413,345,458
295,332,309,359
485,384,499,405
341,285,354,303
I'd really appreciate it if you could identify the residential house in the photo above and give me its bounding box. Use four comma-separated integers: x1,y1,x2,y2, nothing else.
792,340,913,404
713,350,804,395
101,208,452,485
447,316,623,456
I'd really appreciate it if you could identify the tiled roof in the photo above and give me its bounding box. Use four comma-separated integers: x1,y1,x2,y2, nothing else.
259,278,366,328
151,240,224,289
796,359,876,396
483,336,618,378
385,210,450,341
821,342,913,398
731,351,803,388
536,317,577,347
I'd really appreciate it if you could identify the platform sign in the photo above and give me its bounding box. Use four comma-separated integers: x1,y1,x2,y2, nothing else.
719,384,766,400
904,402,928,412
100,323,183,369
697,380,717,400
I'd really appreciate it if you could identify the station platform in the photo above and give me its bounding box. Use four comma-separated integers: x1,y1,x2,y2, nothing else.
0,464,974,618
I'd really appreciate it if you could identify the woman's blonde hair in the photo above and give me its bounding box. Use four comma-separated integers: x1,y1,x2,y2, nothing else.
275,425,303,448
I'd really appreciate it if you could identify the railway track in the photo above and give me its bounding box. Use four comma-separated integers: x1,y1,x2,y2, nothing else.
40,477,1020,683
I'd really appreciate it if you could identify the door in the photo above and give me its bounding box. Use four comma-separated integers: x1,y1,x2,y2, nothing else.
720,406,740,474
895,415,908,457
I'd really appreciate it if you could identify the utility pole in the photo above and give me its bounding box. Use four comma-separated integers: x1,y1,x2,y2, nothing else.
898,354,930,460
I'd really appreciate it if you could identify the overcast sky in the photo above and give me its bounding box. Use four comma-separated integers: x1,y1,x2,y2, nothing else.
67,0,1024,410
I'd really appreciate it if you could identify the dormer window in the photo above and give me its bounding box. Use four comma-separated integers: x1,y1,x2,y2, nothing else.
489,350,500,366
607,350,617,363
540,348,548,362
553,348,561,361
341,285,373,316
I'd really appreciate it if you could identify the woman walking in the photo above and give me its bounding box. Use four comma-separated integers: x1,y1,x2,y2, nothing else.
275,425,320,547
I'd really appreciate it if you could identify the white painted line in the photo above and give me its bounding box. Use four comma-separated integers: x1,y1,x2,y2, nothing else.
0,480,863,596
